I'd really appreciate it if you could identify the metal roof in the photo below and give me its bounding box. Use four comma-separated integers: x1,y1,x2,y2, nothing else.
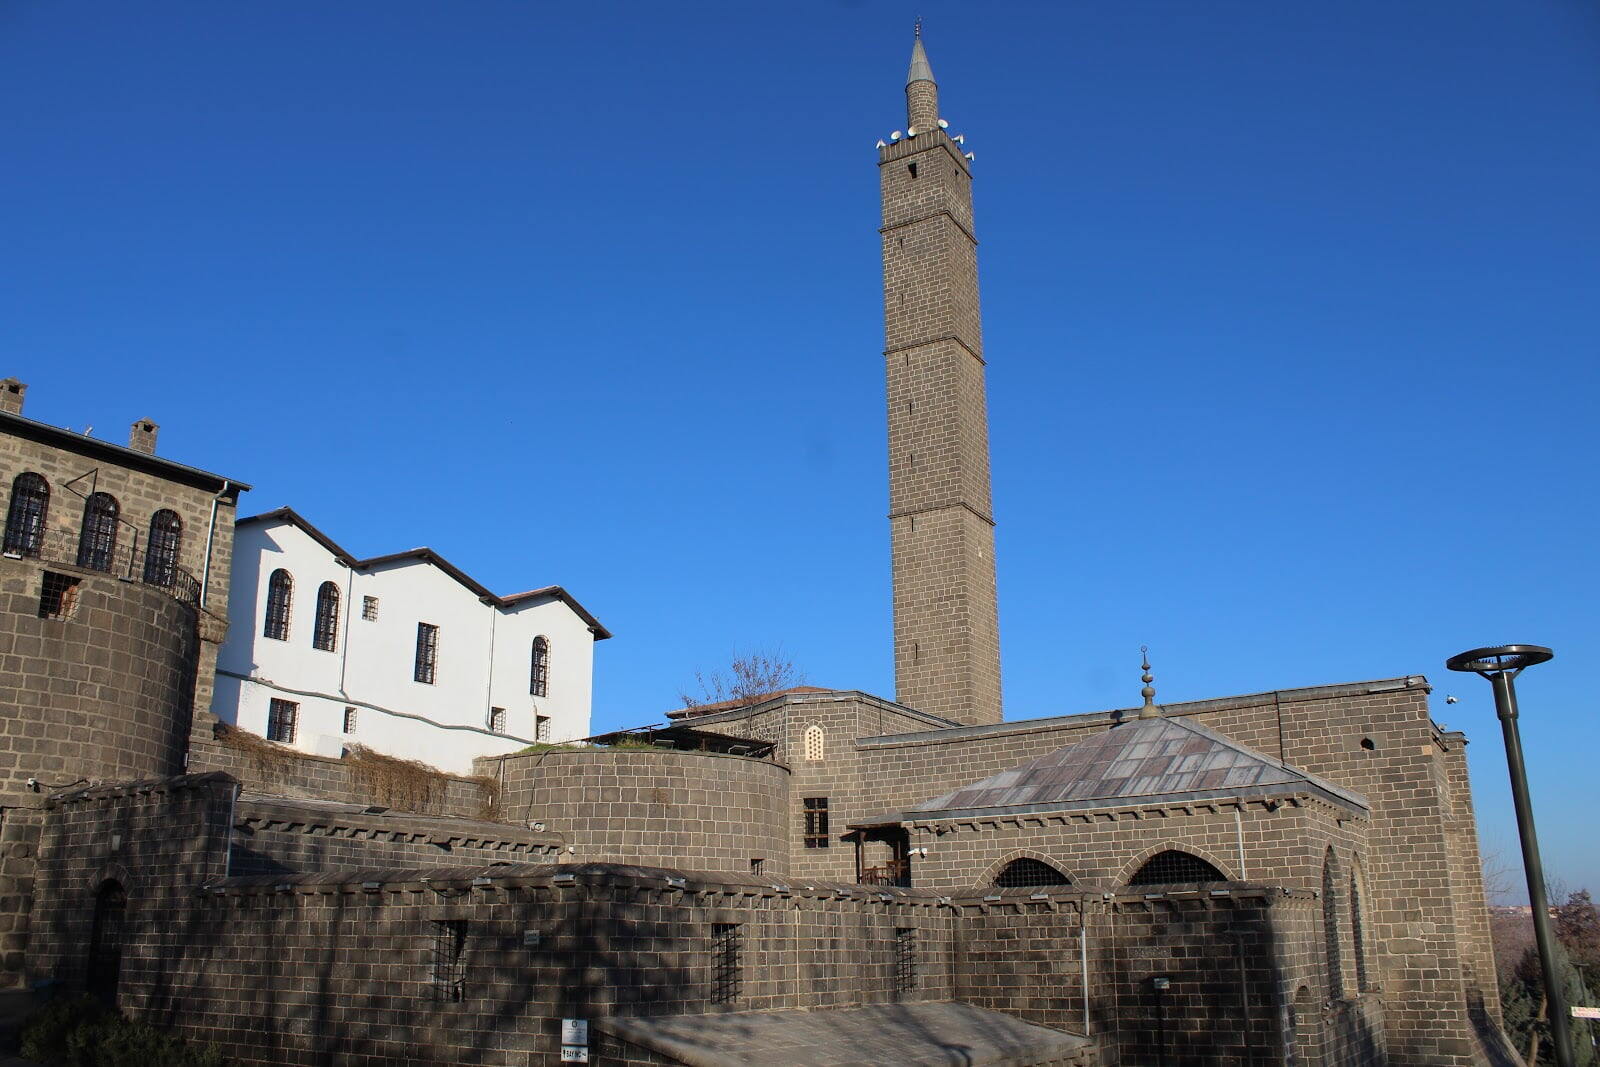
907,714,1368,817
907,36,935,86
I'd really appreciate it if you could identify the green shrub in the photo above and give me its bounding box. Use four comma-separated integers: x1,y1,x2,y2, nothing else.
21,995,228,1067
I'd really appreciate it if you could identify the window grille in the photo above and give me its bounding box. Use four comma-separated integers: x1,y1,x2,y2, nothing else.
750,858,765,876
803,724,825,761
536,715,551,743
39,572,81,619
429,920,467,1003
1323,850,1344,998
711,923,741,1004
488,707,507,735
142,509,182,586
1127,850,1225,886
803,797,830,849
4,473,49,557
993,858,1071,888
1350,870,1369,992
343,707,357,734
264,569,293,640
267,699,298,744
530,635,550,697
414,623,438,684
362,595,379,621
894,927,918,994
76,492,119,572
312,581,340,651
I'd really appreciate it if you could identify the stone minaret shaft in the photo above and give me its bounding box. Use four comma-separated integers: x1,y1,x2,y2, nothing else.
880,34,1002,727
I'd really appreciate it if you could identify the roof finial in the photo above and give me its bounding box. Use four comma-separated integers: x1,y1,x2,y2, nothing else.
915,16,922,38
1138,645,1161,719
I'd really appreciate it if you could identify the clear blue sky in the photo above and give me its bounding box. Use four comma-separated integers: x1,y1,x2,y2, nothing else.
4,3,1596,900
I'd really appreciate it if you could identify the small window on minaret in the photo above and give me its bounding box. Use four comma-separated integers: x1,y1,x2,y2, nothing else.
907,162,918,179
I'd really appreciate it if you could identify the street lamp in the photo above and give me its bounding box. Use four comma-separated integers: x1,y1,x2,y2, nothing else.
1446,644,1572,1067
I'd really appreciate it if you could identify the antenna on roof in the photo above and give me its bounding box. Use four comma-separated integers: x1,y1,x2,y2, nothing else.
1138,646,1162,719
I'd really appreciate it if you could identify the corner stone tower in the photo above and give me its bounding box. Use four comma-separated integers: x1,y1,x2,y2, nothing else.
880,30,1002,727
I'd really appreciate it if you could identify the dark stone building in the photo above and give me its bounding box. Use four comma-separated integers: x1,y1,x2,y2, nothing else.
1,31,1518,1067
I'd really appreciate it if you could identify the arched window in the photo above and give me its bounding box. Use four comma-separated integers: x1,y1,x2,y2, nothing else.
1350,863,1370,992
312,581,340,651
142,509,182,586
803,724,825,761
1323,848,1344,999
530,635,550,697
1127,850,1226,886
87,879,127,1005
263,569,293,640
3,473,49,557
76,492,119,571
993,858,1072,888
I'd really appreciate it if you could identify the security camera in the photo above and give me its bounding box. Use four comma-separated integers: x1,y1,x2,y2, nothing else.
1445,695,1458,704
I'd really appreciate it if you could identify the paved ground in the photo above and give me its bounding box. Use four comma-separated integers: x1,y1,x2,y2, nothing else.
595,1001,1094,1066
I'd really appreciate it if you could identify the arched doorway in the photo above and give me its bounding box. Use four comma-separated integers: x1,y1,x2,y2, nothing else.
86,880,127,1005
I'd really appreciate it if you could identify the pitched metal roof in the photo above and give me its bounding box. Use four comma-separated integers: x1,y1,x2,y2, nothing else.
907,714,1368,817
238,506,610,639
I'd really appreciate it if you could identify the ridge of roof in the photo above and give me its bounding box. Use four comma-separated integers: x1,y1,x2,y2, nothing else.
907,713,1368,818
239,506,611,639
0,409,251,495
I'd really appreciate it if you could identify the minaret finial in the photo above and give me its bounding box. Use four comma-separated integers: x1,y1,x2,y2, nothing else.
1138,645,1161,719
915,16,922,39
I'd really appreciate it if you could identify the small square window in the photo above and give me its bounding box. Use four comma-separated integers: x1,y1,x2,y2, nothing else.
535,715,551,743
362,596,379,621
343,707,357,734
267,699,298,744
488,707,507,735
750,858,765,876
39,572,81,619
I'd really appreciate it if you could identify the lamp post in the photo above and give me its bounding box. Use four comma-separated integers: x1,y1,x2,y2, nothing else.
1446,644,1572,1067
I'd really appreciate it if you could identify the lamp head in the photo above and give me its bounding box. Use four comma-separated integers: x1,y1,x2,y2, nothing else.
1445,644,1553,677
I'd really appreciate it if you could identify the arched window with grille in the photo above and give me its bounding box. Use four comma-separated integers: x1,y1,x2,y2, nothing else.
76,492,119,571
530,635,550,697
264,569,293,640
3,472,49,557
803,724,825,761
992,858,1072,888
1350,861,1370,992
1127,849,1226,886
142,509,182,586
312,581,340,651
1323,848,1344,999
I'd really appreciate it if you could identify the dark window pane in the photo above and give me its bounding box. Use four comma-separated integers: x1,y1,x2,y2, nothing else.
76,492,119,571
4,473,49,557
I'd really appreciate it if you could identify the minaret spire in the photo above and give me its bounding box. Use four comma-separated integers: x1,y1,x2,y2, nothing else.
906,26,939,134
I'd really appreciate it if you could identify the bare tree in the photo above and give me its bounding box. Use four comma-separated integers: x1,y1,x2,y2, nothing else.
678,648,804,711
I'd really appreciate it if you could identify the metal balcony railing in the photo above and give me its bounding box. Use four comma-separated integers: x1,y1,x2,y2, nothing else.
1,527,203,606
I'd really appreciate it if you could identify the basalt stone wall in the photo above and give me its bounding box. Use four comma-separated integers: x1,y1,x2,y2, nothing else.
228,799,563,878
27,774,235,994
950,887,1337,1067
0,556,198,805
44,851,952,1067
186,724,495,820
479,748,790,877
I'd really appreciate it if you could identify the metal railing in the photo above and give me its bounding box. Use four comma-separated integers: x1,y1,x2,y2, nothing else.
1,527,203,606
860,860,911,888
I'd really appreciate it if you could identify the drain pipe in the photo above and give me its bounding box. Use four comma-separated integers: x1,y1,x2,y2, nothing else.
1080,908,1091,1034
199,480,234,609
1234,808,1247,879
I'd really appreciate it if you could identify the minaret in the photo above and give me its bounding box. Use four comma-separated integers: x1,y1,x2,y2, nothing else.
879,28,1002,727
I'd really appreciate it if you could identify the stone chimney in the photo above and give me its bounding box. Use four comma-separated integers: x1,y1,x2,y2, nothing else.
128,418,159,455
0,379,25,416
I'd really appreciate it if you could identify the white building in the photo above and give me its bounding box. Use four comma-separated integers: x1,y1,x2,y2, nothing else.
213,507,609,774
